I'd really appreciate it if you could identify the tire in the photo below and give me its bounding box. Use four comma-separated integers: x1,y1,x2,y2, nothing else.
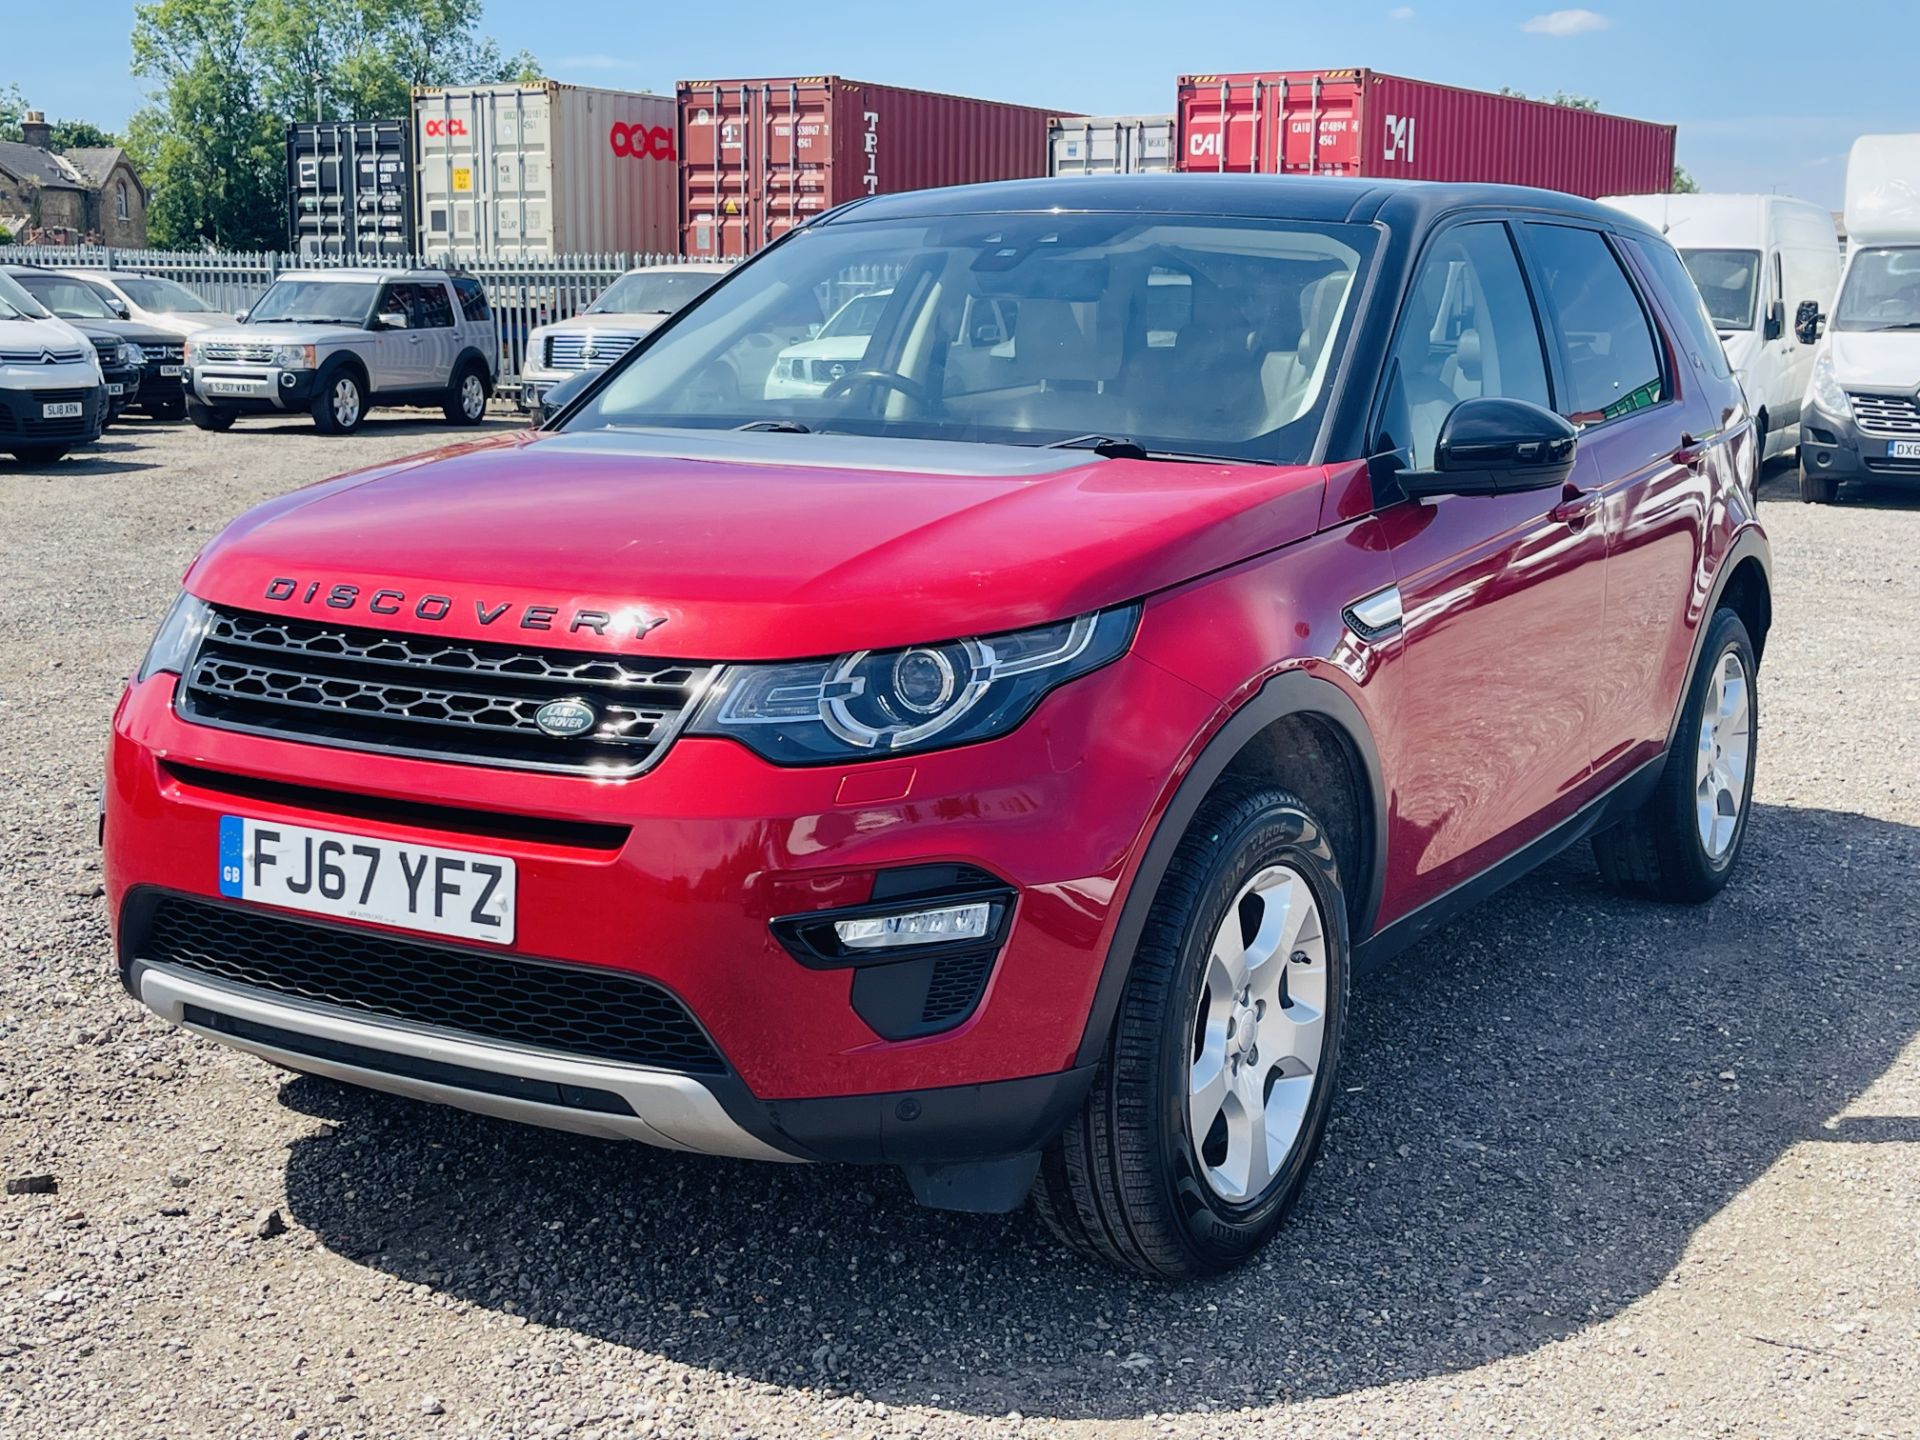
1799,459,1838,503
8,445,71,464
312,369,367,435
1034,780,1349,1277
149,397,187,423
443,363,489,425
187,401,236,432
1593,608,1757,903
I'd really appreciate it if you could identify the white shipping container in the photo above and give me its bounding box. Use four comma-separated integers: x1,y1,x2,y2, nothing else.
413,82,678,258
1048,114,1175,177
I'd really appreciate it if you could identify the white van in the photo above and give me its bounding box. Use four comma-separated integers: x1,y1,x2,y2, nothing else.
1797,134,1920,503
1603,193,1840,465
0,270,108,464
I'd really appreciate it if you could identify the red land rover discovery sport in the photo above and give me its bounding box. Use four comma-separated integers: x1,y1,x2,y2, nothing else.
105,177,1770,1276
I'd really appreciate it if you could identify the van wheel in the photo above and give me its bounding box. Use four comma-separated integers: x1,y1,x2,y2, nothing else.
443,363,489,425
1033,781,1348,1277
9,445,71,464
312,371,366,434
1594,607,1757,903
187,401,236,432
1798,460,1837,503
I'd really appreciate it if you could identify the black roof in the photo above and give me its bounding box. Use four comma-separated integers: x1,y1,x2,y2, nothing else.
822,173,1662,239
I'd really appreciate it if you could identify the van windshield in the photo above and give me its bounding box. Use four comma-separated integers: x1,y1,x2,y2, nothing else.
1833,246,1920,331
566,213,1376,464
1680,249,1760,330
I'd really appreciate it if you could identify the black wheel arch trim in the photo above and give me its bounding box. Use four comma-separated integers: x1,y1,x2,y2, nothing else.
315,352,370,389
1072,669,1388,1069
1670,525,1771,746
452,346,494,390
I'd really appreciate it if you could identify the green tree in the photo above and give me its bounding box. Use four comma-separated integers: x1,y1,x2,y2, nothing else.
1671,164,1700,194
125,0,539,247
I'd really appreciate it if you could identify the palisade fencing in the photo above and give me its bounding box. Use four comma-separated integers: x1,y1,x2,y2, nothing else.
0,245,700,395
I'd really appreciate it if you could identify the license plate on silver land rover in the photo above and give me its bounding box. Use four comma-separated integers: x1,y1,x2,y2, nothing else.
41,401,83,418
206,378,264,395
1892,440,1920,459
218,816,516,944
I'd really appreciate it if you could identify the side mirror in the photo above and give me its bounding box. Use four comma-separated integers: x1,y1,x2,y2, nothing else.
375,311,408,331
529,368,593,427
1399,396,1579,499
805,322,823,339
1763,299,1785,342
108,296,130,318
1794,300,1825,346
233,309,249,323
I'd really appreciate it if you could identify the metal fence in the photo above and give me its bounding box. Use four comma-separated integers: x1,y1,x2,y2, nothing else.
0,245,694,394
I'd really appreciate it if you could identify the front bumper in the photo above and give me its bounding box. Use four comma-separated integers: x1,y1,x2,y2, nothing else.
101,363,141,418
0,377,107,446
189,365,319,412
1802,397,1920,486
105,651,1214,1165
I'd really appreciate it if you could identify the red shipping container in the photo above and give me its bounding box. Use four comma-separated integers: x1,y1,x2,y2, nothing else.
678,77,1064,257
1175,69,1675,198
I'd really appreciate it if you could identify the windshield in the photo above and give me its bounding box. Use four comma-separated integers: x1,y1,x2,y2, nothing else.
113,275,218,313
0,271,53,321
13,271,117,320
818,289,892,339
1833,246,1920,332
589,270,723,315
1680,249,1760,331
568,213,1374,462
249,278,379,325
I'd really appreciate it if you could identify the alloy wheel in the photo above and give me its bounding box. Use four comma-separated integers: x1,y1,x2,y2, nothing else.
332,379,361,429
1695,649,1752,860
1188,863,1328,1203
461,373,485,420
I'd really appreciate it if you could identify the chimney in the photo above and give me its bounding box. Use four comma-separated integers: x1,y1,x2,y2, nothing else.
21,110,52,150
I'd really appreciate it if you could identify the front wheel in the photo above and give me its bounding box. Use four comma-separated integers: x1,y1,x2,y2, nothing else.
1799,460,1838,503
149,397,187,423
186,401,236,432
1594,607,1757,902
443,363,489,425
312,371,367,435
1034,781,1349,1277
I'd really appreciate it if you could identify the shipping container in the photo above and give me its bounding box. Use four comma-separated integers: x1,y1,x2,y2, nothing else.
1048,114,1175,177
1175,69,1675,198
413,82,677,258
678,77,1064,258
286,120,414,259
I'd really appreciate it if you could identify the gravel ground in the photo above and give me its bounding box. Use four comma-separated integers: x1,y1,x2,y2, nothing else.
2,418,1916,1439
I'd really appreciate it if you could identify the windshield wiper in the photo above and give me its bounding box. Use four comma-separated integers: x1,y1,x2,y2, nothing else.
1044,433,1269,465
734,419,813,433
1871,321,1920,331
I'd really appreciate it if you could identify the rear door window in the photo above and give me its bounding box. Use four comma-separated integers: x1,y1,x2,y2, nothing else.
1524,224,1666,426
384,282,454,329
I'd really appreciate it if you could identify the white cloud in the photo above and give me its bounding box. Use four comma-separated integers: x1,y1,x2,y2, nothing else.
1388,5,1416,17
1521,9,1611,37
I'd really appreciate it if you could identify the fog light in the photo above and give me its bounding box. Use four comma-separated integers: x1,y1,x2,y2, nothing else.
834,901,991,950
1816,451,1832,468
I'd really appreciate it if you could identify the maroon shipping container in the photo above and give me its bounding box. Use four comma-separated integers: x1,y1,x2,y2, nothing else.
678,77,1063,257
1175,69,1675,198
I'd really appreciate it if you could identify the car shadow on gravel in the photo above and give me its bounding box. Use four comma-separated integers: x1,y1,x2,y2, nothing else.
277,801,1920,1420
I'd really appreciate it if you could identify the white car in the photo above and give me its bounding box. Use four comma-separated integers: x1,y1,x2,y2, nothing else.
519,262,730,412
0,271,108,463
64,270,225,338
763,288,894,401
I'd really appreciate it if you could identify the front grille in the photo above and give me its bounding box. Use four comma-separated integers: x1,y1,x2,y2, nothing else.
137,894,724,1074
0,345,85,364
1849,392,1920,436
544,332,643,371
200,341,275,363
142,342,185,364
91,336,119,362
177,607,714,777
0,387,99,437
1865,455,1920,474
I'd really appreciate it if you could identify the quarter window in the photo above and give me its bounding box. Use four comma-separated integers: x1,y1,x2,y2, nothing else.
452,275,490,322
1627,237,1732,382
1526,224,1666,426
1382,222,1552,470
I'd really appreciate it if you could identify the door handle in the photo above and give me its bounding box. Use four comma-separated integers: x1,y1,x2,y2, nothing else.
1673,432,1707,467
1550,485,1602,529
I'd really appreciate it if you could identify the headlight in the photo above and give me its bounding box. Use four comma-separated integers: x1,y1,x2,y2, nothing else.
119,342,145,368
182,338,198,364
137,592,214,683
271,343,317,369
1807,348,1849,419
690,605,1139,763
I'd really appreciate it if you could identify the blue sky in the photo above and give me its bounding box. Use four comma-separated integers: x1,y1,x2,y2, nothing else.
9,1,1915,209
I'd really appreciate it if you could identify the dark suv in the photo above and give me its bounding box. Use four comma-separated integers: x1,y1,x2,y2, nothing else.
108,178,1768,1276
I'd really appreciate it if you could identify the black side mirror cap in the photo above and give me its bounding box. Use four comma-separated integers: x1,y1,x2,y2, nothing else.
1398,396,1579,499
1764,299,1786,342
1794,300,1825,346
530,368,594,427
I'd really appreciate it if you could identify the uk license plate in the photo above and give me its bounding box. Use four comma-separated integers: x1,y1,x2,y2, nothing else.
159,365,184,376
107,383,125,396
41,401,83,418
1892,440,1920,459
218,816,516,944
206,379,263,395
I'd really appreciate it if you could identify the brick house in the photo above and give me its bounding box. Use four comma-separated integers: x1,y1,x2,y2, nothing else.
0,111,148,247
